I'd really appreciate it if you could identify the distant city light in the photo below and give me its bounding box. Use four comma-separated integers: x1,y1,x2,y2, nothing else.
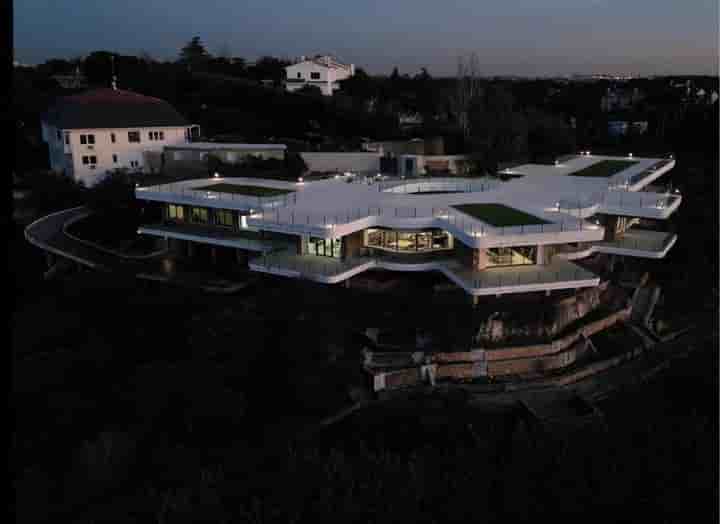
628,153,633,157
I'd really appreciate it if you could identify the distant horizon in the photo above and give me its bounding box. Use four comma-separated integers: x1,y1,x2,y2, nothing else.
14,0,718,77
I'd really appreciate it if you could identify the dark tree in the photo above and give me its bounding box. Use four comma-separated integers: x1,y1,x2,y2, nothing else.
248,56,290,84
178,36,210,70
24,171,87,213
296,84,323,97
467,85,528,174
82,51,116,87
285,152,308,178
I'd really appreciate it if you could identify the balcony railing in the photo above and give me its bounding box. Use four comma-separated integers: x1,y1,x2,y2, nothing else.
558,190,679,215
136,184,298,210
250,250,598,292
248,205,592,239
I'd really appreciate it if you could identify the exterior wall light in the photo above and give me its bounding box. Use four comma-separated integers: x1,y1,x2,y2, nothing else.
628,153,633,157
297,177,304,183
214,172,220,178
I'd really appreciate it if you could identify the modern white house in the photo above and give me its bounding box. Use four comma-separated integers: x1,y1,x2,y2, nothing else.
41,88,199,186
134,153,679,302
285,55,355,96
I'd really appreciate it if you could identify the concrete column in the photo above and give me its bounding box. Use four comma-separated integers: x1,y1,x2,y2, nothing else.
604,216,618,241
473,248,488,270
536,245,545,266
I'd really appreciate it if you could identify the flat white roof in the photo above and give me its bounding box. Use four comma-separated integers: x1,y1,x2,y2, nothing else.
136,154,676,246
165,142,287,151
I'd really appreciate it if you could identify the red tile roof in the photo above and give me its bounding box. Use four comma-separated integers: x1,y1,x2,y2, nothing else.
43,88,189,129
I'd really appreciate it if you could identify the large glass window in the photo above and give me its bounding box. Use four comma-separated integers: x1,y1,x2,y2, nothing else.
168,204,184,221
486,246,537,267
363,228,453,253
307,237,341,258
215,209,234,228
190,207,209,224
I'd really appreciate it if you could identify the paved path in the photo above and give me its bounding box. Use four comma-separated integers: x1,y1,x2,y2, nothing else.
24,207,251,292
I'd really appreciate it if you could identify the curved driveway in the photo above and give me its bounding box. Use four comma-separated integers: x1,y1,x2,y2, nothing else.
24,207,250,291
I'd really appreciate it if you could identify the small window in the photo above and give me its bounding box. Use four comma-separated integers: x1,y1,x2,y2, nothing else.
64,133,70,145
310,72,320,80
112,154,118,163
148,131,153,140
82,156,89,165
111,133,116,143
80,134,87,145
190,207,209,224
168,204,184,221
128,131,140,143
297,72,302,78
87,134,95,145
130,160,139,168
216,209,234,228
159,131,164,140
89,156,97,164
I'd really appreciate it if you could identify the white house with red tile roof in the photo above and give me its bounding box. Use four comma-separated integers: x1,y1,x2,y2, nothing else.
41,88,199,186
285,55,355,96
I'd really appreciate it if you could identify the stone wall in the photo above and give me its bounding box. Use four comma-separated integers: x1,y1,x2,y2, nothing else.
473,282,620,345
365,303,632,390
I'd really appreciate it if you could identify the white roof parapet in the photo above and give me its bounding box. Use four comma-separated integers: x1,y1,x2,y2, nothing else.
164,142,287,151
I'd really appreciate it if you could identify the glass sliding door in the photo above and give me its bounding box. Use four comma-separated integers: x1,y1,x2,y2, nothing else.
307,237,341,258
486,246,537,267
364,228,453,253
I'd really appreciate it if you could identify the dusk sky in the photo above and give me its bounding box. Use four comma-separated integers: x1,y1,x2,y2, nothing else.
14,0,719,76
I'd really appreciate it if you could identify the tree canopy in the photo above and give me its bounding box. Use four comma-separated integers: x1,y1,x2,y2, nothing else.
178,36,210,69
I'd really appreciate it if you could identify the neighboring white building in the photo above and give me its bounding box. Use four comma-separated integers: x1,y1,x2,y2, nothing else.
285,55,355,96
41,88,198,186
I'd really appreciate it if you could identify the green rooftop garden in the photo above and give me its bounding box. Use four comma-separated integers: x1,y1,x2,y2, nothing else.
570,160,638,178
451,203,550,227
192,183,295,197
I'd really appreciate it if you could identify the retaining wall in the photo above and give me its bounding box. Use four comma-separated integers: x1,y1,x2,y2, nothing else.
366,305,633,391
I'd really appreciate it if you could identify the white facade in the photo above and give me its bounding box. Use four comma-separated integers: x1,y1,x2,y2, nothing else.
285,55,355,96
41,122,194,186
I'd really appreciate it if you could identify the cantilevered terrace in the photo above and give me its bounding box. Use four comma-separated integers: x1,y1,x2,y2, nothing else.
134,153,678,297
